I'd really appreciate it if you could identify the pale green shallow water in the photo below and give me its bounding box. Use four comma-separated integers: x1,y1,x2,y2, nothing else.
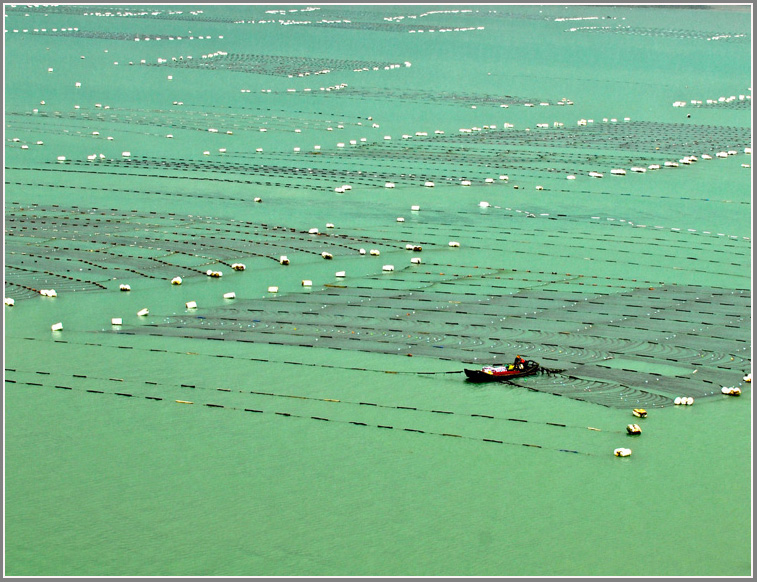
3,4,752,576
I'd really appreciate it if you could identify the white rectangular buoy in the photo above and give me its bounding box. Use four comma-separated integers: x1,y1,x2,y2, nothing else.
223,292,236,299
137,308,149,316
335,271,346,278
448,241,460,247
411,257,422,264
185,301,197,309
382,265,394,272
51,322,63,331
111,318,123,326
267,286,279,293
301,280,312,287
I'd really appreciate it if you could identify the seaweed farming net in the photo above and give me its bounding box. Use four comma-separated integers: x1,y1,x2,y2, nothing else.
119,277,748,409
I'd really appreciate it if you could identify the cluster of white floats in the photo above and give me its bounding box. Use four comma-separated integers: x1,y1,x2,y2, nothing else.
673,94,751,107
580,148,750,179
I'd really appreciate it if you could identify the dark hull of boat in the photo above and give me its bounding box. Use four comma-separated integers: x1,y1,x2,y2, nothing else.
464,364,540,382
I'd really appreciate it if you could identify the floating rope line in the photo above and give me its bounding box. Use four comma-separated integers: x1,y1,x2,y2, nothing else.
4,368,620,433
11,325,745,409
4,201,749,298
4,375,597,456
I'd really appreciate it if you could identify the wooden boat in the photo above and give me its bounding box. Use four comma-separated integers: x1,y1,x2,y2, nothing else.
464,358,540,382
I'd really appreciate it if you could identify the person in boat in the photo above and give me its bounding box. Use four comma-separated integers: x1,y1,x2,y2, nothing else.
513,355,526,370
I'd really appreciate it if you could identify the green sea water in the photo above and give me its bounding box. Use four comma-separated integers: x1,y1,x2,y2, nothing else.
3,4,752,576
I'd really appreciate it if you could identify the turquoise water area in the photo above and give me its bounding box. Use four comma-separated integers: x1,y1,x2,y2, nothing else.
4,4,752,576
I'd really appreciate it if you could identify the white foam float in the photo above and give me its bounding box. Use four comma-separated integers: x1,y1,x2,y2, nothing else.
137,308,149,316
111,318,122,326
119,284,131,291
369,249,380,256
479,201,491,208
359,249,366,255
301,280,313,286
410,257,422,264
51,322,63,331
279,256,290,265
396,217,405,222
335,271,346,278
382,265,394,272
5,298,15,306
186,301,198,309
267,286,279,293
614,448,632,457
411,205,421,211
384,182,395,188
448,241,460,247
321,252,333,259
171,276,182,285
223,292,236,299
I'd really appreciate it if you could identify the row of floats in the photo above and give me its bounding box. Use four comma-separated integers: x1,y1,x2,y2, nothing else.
583,149,751,179
615,378,750,457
